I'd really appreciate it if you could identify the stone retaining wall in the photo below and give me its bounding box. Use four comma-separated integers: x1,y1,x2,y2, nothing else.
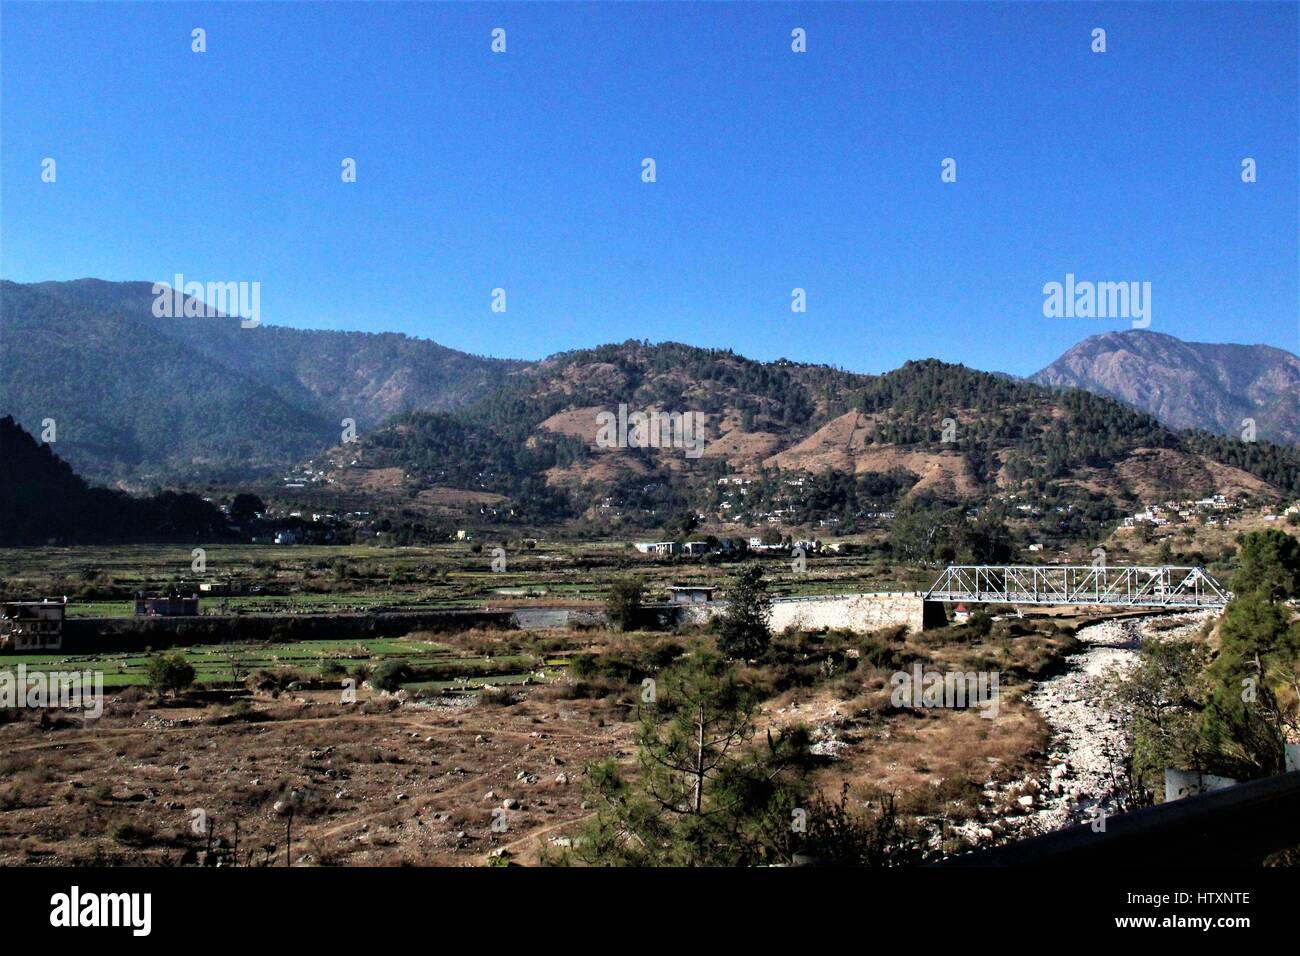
682,592,933,632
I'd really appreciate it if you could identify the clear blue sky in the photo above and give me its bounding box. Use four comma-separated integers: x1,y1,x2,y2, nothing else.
2,1,1296,375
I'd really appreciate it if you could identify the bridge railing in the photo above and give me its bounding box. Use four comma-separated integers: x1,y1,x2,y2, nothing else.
924,565,1231,609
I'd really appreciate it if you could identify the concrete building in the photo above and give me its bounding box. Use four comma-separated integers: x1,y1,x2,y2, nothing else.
667,585,718,605
1,599,66,652
634,541,680,556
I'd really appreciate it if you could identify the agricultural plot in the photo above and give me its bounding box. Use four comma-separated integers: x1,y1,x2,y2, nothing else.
0,635,552,694
1,540,933,625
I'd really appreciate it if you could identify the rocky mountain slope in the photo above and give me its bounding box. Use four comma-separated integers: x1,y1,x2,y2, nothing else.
1032,330,1300,445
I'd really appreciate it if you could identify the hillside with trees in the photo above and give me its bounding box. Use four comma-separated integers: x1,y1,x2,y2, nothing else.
6,280,1298,539
0,279,521,483
0,416,229,545
319,342,1300,533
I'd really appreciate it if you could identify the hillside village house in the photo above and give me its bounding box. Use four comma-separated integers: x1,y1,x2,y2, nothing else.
634,541,680,556
0,599,66,652
667,585,718,605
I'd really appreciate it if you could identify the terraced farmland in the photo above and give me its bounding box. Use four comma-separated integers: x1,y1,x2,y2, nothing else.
0,635,557,694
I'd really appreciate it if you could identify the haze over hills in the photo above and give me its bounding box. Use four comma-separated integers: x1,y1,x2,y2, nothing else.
0,279,522,483
1031,330,1300,446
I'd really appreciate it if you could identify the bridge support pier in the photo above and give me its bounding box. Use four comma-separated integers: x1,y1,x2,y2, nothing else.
921,600,948,630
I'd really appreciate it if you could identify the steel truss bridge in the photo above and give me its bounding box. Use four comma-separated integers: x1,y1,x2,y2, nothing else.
924,565,1232,609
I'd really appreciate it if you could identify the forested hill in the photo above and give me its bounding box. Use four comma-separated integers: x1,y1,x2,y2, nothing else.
0,279,522,483
0,416,229,546
319,341,1300,528
5,278,1298,531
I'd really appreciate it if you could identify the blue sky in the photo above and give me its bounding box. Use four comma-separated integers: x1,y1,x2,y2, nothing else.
2,1,1296,376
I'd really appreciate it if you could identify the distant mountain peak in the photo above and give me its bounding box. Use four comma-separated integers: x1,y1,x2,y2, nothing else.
1032,330,1300,445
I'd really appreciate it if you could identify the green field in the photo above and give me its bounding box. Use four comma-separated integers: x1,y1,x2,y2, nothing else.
0,635,549,693
0,539,928,622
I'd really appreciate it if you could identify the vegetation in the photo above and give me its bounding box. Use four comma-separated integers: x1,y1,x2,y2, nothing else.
1232,528,1300,601
564,651,811,866
146,651,196,697
715,564,773,660
1119,529,1300,795
604,576,645,632
0,417,229,546
368,659,411,693
0,278,517,482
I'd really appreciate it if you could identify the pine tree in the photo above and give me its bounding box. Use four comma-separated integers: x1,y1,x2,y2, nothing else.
716,564,773,660
566,652,808,866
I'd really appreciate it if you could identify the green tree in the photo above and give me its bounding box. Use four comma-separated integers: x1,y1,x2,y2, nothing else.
229,492,265,526
369,659,411,692
567,652,809,866
1115,635,1211,798
963,510,1013,564
147,651,195,697
889,504,962,564
605,576,645,632
716,563,772,659
1197,594,1300,780
1232,528,1300,602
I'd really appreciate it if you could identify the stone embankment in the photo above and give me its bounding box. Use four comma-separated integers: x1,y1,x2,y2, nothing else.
680,592,927,632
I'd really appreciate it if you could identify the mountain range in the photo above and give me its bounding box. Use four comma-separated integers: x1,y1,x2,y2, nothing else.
1,280,1296,511
314,340,1298,534
0,279,520,483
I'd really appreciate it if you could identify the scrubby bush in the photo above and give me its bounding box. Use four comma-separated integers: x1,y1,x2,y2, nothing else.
147,651,195,697
605,576,645,632
369,660,410,693
373,660,418,693
477,685,517,707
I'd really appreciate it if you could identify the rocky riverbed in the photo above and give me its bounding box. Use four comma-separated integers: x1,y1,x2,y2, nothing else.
1020,610,1215,834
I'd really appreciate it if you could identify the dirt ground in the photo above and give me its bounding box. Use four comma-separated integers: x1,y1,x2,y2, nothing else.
0,683,635,867
0,611,1104,866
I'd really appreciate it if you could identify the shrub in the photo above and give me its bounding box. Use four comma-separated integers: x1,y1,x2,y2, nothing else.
605,577,645,632
109,818,154,847
147,651,195,697
716,564,772,660
568,653,598,679
477,685,517,707
369,660,410,693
